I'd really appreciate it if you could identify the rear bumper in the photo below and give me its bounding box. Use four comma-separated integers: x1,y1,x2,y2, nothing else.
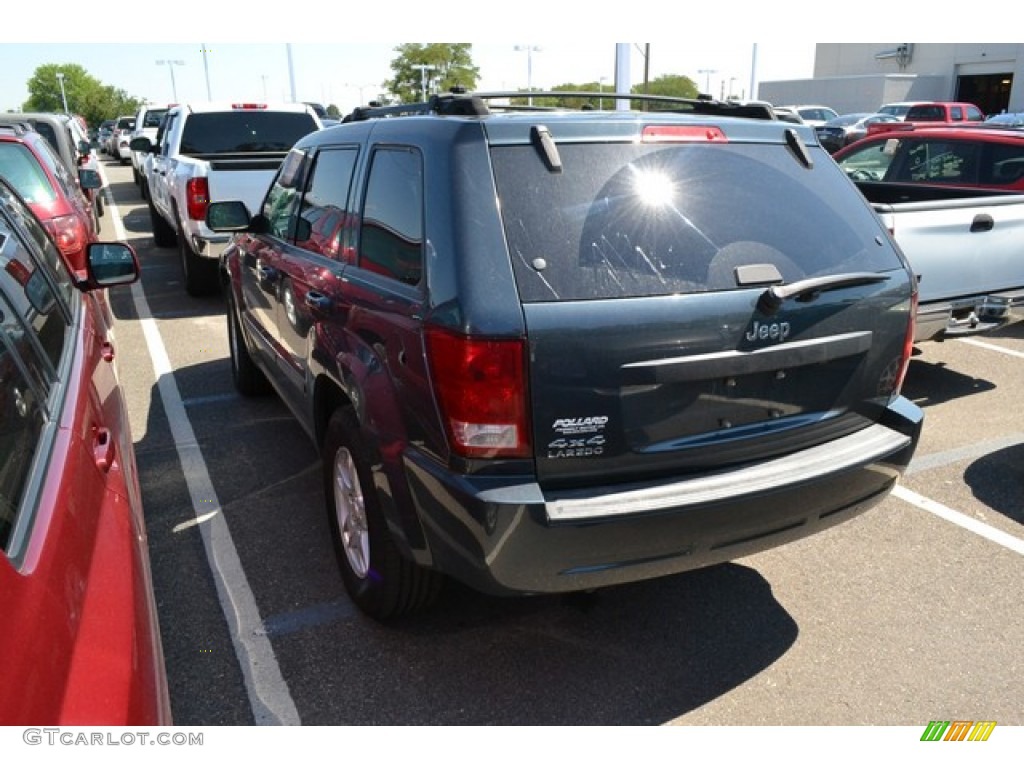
401,397,923,596
916,290,1024,342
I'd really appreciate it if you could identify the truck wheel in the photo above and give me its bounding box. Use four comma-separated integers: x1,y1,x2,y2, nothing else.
226,290,271,396
148,198,177,247
132,167,141,186
178,227,220,297
323,407,443,620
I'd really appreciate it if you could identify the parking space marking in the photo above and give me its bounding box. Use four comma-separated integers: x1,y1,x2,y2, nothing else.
893,485,1024,556
958,337,1024,359
106,191,302,726
905,433,1024,475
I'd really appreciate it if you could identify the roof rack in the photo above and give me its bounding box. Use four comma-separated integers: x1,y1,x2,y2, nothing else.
0,121,34,137
341,90,776,123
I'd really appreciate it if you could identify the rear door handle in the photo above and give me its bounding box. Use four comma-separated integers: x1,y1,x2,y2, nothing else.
305,291,332,312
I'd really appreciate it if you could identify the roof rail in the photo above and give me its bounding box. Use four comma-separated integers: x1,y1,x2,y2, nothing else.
341,90,776,123
0,121,33,136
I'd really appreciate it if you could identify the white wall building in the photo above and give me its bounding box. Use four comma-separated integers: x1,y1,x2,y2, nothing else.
759,43,1023,116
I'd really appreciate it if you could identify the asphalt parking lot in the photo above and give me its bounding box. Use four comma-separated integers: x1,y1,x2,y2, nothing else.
96,156,1024,727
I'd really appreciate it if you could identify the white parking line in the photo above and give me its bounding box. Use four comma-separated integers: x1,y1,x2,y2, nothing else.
105,188,302,726
959,337,1024,359
893,485,1024,556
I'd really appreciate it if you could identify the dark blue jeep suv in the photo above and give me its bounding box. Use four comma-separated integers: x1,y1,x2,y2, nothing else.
209,92,923,619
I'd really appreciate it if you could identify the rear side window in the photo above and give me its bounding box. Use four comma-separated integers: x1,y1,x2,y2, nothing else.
0,143,56,204
296,147,359,261
493,141,902,302
358,147,423,285
179,112,317,155
142,109,167,128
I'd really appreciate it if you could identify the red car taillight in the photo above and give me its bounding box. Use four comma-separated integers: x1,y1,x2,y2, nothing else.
425,327,530,459
44,214,87,265
185,178,209,221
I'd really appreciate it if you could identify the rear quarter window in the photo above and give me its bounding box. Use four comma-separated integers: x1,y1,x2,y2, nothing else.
492,141,901,302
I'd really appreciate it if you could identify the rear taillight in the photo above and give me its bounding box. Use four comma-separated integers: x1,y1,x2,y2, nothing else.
44,214,87,262
893,288,917,396
425,327,530,459
186,178,209,221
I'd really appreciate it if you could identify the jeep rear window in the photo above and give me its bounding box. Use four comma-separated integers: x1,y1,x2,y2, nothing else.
491,142,903,302
179,112,318,155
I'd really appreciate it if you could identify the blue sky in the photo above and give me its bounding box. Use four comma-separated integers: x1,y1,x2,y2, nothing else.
0,41,817,114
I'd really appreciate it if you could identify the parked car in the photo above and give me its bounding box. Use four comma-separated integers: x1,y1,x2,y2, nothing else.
877,102,920,120
0,121,100,276
96,119,115,152
833,125,1024,190
771,106,805,124
778,104,839,127
0,111,103,224
0,177,171,724
816,112,902,153
207,90,923,620
984,112,1024,128
109,115,136,163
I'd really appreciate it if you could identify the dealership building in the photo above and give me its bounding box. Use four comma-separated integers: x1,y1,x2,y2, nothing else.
758,43,1023,117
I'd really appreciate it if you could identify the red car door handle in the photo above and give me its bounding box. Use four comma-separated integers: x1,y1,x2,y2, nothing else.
93,427,115,472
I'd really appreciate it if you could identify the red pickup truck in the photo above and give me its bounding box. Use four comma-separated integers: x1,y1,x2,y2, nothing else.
867,101,986,135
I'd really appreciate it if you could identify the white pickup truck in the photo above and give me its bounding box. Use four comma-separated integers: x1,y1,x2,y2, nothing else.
132,102,321,295
855,180,1024,342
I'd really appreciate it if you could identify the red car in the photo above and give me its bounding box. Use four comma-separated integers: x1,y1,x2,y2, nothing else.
0,178,171,724
833,125,1024,191
0,121,99,277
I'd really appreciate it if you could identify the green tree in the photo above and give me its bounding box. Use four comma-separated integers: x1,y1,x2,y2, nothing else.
507,74,699,110
22,63,144,129
386,44,479,103
639,74,699,100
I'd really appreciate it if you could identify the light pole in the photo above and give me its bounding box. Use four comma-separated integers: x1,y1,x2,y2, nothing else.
697,68,718,96
156,59,185,102
412,64,435,101
55,72,69,113
514,44,541,105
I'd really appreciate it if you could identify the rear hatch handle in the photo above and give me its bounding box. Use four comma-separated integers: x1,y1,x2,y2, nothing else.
758,272,890,316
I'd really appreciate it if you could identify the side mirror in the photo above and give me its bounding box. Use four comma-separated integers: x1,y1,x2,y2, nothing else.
77,139,92,155
206,200,254,231
78,168,102,190
128,136,153,153
84,242,140,288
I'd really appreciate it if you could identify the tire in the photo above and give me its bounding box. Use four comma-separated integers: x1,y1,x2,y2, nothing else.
323,407,443,620
132,166,141,186
226,290,271,396
177,220,220,297
148,197,177,247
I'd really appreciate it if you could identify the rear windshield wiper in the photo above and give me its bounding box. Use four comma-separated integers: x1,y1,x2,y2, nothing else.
757,272,890,316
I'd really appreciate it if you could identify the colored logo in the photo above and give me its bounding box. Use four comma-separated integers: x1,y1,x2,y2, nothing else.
921,721,996,742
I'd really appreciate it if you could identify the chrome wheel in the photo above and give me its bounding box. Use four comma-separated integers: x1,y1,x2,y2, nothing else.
332,446,369,578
